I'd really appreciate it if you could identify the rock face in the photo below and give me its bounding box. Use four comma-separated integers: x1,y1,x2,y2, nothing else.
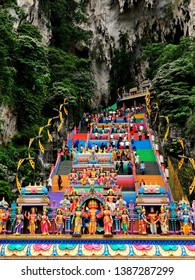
16,0,52,44
80,0,195,96
0,105,17,145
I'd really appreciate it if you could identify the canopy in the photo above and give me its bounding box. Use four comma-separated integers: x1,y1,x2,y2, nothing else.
104,103,117,112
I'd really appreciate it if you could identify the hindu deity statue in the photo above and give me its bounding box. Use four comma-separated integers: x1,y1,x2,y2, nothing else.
103,203,113,237
107,189,116,213
24,207,38,234
91,166,98,179
115,195,127,210
72,204,83,237
55,209,65,235
83,199,103,235
147,207,158,234
109,169,117,183
60,194,71,210
38,209,51,235
13,207,24,235
157,206,169,235
120,208,130,235
80,168,89,185
68,169,78,184
139,207,149,235
98,173,105,186
179,208,193,235
0,207,9,234
69,188,79,212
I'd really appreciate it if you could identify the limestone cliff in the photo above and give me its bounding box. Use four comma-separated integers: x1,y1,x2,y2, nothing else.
79,0,195,96
16,0,51,44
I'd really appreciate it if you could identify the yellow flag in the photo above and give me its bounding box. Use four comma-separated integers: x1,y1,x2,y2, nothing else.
16,175,22,192
146,107,150,116
59,104,63,111
39,127,44,136
48,118,52,125
58,120,63,132
28,138,34,148
28,152,35,169
178,157,184,170
47,129,53,142
189,176,195,195
165,116,169,124
154,111,158,122
178,139,184,150
64,106,68,115
39,139,44,154
59,111,63,121
189,158,195,169
17,159,24,171
164,125,170,141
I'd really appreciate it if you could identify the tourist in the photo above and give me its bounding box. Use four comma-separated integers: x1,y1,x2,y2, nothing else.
140,161,145,175
58,175,63,190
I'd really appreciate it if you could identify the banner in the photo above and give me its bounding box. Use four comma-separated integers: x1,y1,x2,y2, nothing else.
16,175,22,192
39,126,44,136
39,139,44,154
57,120,64,132
28,138,34,148
178,157,184,170
47,118,52,125
164,125,170,141
59,111,63,121
28,152,35,169
17,159,24,171
189,176,195,195
47,129,53,142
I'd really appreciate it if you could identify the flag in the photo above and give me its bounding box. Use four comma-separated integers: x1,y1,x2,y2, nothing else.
189,176,195,195
28,152,35,169
59,111,63,121
16,175,22,192
165,116,169,124
189,158,195,169
178,139,184,150
17,159,24,170
64,106,68,115
28,138,34,148
178,157,184,170
59,103,63,111
39,127,44,136
39,139,44,154
58,120,64,132
47,129,53,142
164,125,170,141
47,118,52,125
154,111,158,122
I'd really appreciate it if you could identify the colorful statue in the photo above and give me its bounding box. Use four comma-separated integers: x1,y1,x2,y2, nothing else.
68,169,78,184
180,208,193,235
157,206,168,235
139,207,148,235
55,209,65,235
98,174,105,186
147,207,158,234
107,189,116,213
60,195,71,210
70,189,79,212
38,210,51,235
83,199,102,235
103,203,113,237
115,195,126,210
120,208,130,235
0,207,9,234
25,207,37,234
72,204,83,237
13,207,24,235
80,168,89,185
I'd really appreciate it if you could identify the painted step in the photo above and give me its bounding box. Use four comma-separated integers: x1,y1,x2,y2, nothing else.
136,175,165,188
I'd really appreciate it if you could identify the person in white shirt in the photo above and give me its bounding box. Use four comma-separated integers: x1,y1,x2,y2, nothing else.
140,161,145,174
95,132,99,139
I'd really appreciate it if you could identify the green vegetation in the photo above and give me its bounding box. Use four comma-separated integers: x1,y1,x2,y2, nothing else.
0,1,94,202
